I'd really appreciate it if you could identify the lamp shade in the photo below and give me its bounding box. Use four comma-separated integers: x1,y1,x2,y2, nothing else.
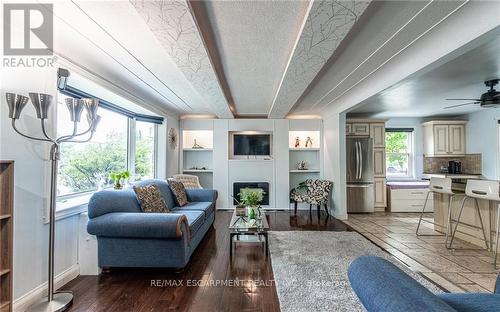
87,114,101,132
5,93,29,119
29,93,53,119
83,98,99,121
65,98,85,122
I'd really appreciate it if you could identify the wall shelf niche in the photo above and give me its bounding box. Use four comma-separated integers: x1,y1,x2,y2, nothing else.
288,131,321,194
181,130,213,188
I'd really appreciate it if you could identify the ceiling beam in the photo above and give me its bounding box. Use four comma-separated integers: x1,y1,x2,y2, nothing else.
131,0,234,119
188,0,238,117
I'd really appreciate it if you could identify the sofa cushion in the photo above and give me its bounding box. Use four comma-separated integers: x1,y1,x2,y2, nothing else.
181,210,205,238
134,179,176,209
133,184,169,213
88,188,142,218
168,180,189,206
438,293,500,312
172,202,214,219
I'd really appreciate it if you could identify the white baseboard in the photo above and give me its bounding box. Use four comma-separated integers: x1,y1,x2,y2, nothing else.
13,264,80,312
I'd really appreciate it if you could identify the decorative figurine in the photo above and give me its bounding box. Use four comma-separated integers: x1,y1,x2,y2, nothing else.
295,137,300,148
305,136,313,148
192,139,203,149
297,160,307,170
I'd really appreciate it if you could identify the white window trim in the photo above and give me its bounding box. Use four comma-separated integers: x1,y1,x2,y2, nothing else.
386,131,415,180
128,118,136,178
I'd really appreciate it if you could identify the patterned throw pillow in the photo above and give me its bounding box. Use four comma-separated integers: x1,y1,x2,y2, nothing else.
168,179,189,207
133,184,169,213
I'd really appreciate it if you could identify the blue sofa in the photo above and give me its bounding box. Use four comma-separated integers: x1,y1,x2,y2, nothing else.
87,179,217,269
348,255,500,312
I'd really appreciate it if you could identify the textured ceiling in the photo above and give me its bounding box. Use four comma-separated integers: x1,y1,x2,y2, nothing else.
288,0,485,116
203,0,309,115
131,0,233,118
268,0,371,118
349,34,500,118
47,1,499,120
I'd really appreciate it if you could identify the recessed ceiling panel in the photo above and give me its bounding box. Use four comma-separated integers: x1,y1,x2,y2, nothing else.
203,0,309,115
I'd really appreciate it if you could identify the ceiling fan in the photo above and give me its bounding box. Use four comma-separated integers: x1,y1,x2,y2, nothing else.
444,79,500,109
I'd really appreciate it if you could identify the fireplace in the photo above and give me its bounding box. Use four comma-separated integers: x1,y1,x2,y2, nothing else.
233,182,269,205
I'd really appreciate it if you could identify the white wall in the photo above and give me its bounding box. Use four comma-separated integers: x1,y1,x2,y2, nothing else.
0,67,80,301
212,119,229,208
385,117,425,179
162,115,180,178
322,113,347,219
466,108,500,180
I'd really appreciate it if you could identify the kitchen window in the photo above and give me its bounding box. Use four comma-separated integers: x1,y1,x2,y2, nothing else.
386,129,414,178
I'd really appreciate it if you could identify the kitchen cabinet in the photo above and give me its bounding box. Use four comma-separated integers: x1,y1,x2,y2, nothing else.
374,178,387,208
388,187,433,212
346,123,352,135
373,148,386,177
349,123,370,136
449,124,466,155
423,121,466,156
370,123,385,148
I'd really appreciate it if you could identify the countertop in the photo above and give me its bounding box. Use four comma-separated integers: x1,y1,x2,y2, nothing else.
387,181,429,189
421,173,482,179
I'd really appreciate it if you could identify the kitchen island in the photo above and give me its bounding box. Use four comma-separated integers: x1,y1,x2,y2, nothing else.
430,175,500,249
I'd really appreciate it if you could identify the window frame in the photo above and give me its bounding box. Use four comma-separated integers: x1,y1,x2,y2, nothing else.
55,92,160,216
132,119,158,181
385,129,414,179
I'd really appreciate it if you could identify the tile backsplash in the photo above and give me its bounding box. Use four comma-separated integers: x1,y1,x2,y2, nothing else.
423,154,482,174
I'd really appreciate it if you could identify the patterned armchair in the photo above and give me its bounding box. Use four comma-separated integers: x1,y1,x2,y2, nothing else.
290,179,333,215
172,174,202,189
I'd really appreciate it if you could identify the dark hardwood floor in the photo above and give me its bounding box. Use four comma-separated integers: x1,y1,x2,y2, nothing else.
62,210,350,312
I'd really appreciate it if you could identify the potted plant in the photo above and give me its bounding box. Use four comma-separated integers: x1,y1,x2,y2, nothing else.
109,170,130,190
238,188,264,220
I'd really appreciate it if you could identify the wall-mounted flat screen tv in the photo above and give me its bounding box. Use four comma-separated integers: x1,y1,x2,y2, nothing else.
230,132,272,158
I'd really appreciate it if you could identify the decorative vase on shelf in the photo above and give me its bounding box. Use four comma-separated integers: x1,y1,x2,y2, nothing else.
192,139,203,149
297,160,307,170
305,136,313,148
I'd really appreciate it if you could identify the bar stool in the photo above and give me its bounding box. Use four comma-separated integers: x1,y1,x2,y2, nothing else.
416,177,459,245
448,180,498,254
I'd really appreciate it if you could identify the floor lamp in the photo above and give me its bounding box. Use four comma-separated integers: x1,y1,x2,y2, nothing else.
6,92,100,312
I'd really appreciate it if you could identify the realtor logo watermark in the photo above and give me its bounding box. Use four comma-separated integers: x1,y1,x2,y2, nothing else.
3,3,55,67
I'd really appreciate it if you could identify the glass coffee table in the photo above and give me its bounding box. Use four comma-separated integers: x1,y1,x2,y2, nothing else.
229,209,269,258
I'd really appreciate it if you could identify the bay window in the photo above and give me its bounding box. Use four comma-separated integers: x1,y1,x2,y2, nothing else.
135,121,156,181
56,92,158,199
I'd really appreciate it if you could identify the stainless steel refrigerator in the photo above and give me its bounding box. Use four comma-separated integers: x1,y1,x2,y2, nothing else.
346,137,374,213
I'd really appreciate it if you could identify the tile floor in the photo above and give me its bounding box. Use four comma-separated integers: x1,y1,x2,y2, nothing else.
344,212,500,293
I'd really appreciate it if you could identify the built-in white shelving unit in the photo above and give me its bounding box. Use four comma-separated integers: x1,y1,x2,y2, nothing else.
288,130,321,192
181,130,214,188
